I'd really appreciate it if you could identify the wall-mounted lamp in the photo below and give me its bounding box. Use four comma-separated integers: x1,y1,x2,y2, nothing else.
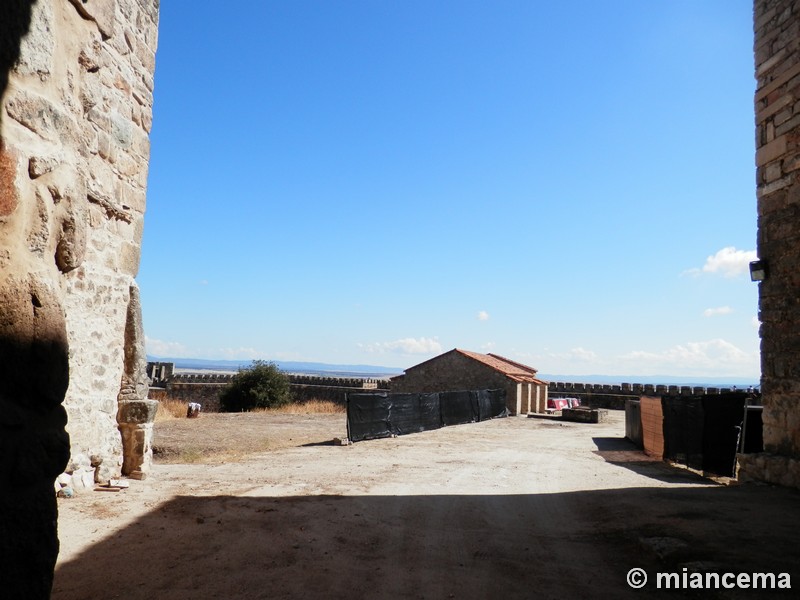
749,259,768,282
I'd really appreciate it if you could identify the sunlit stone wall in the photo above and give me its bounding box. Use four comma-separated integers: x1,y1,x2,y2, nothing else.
1,0,158,593
740,0,800,488
7,0,159,486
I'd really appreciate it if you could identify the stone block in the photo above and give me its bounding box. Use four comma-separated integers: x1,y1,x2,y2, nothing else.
783,153,800,174
5,89,79,144
15,0,55,78
117,399,158,424
775,112,800,137
68,0,118,40
766,161,784,182
110,110,133,149
756,134,788,166
758,175,793,197
757,47,788,77
561,407,608,424
756,61,800,103
118,421,155,476
55,196,89,274
28,154,63,179
118,239,142,276
755,7,777,33
70,468,95,492
0,146,21,218
773,107,794,126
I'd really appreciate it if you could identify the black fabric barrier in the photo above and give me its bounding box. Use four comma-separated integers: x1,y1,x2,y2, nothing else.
741,406,763,454
417,393,443,432
702,393,747,477
484,389,507,421
662,396,704,471
384,393,422,436
386,393,443,436
659,393,751,478
440,390,478,426
346,393,394,441
347,390,507,442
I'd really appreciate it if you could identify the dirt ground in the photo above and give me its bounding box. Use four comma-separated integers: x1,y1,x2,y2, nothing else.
150,412,347,463
53,411,800,599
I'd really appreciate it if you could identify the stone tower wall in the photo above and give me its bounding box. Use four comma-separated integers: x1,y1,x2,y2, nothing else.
1,1,159,593
739,0,800,487
2,0,160,483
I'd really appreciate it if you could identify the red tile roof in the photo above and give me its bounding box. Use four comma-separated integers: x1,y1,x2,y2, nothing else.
454,349,543,383
400,348,546,384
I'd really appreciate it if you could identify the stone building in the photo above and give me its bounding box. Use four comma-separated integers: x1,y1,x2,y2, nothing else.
0,1,159,597
390,349,548,415
738,0,800,489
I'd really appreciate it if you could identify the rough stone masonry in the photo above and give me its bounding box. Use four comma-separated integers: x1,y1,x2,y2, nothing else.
739,0,800,489
0,1,159,597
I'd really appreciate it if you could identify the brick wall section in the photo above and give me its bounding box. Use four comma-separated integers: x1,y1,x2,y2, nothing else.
739,0,800,487
640,396,665,459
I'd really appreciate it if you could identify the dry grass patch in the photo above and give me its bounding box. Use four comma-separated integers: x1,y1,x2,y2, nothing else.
153,411,347,464
154,397,188,422
261,400,345,414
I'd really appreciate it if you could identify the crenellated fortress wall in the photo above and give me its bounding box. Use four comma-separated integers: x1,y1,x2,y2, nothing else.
147,363,390,410
149,362,750,414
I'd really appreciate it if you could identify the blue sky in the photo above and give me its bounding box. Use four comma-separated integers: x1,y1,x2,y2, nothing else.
140,0,760,379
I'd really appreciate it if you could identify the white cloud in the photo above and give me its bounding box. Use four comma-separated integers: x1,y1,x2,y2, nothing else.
752,316,761,329
619,339,755,374
145,335,188,357
360,337,442,355
703,306,734,317
685,247,757,278
545,347,599,363
477,310,490,321
567,347,599,362
214,347,263,360
146,339,267,361
538,338,759,378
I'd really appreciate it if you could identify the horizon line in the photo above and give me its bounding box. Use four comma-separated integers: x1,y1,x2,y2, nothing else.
147,355,760,385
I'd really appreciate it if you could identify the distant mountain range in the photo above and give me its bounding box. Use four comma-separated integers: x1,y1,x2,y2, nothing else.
146,356,404,378
147,356,759,387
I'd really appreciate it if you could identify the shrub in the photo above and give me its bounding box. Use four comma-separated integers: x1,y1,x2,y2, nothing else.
219,360,292,412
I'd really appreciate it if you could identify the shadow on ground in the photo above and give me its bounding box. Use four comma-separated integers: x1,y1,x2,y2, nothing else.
591,436,714,484
53,484,799,600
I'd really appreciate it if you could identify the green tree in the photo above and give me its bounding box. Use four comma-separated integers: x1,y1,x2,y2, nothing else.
219,360,292,412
